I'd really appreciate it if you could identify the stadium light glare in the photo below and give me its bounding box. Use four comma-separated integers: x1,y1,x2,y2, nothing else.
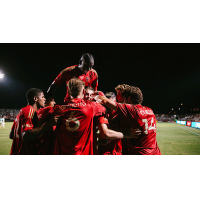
172,108,173,110
0,72,4,79
178,108,180,110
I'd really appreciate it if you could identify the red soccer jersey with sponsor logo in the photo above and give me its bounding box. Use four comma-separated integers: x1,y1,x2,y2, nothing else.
54,65,98,101
98,110,123,155
116,103,161,155
10,105,39,155
37,106,55,155
52,98,106,155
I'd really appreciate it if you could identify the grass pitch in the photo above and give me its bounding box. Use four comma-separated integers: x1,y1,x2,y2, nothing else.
1,122,200,155
0,122,13,155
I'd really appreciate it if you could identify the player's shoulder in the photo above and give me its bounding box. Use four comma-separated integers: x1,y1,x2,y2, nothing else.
63,65,78,72
136,105,154,116
89,68,98,78
22,105,36,119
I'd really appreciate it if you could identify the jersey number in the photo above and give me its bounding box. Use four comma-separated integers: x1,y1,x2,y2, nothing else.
65,111,80,132
142,118,156,134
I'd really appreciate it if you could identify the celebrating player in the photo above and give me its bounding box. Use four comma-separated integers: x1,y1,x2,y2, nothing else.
9,88,59,155
47,53,98,102
98,92,123,155
49,78,137,155
92,85,161,155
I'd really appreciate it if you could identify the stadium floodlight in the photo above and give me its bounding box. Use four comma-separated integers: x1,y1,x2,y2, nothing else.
0,72,4,79
178,108,180,110
172,108,173,110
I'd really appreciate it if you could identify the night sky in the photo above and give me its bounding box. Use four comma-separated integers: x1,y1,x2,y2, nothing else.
0,43,200,114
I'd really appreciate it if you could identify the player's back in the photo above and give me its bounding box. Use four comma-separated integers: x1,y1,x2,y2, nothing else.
53,98,104,155
117,103,161,155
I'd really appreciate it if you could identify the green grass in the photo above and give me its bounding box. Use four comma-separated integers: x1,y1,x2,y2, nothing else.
0,122,13,155
156,122,200,155
1,122,200,155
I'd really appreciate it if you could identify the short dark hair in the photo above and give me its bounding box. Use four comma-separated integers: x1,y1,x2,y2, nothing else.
26,88,43,104
105,92,116,99
121,86,143,104
82,53,94,63
67,78,85,98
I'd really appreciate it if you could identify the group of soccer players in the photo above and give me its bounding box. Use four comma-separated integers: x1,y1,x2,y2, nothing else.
9,53,161,155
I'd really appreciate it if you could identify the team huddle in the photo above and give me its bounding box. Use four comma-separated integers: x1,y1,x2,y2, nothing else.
9,53,161,155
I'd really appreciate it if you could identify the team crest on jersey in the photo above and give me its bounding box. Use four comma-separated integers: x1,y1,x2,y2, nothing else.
85,77,89,82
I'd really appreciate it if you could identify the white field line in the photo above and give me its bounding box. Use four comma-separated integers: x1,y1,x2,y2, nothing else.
0,134,9,135
0,137,9,139
178,125,200,136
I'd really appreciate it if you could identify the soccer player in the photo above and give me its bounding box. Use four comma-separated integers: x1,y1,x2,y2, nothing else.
98,92,123,155
47,53,98,102
51,78,138,155
44,93,56,107
9,88,59,155
84,86,106,154
92,85,161,155
0,116,5,129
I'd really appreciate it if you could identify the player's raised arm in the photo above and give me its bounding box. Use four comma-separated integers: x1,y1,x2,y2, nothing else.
47,81,59,97
91,94,118,111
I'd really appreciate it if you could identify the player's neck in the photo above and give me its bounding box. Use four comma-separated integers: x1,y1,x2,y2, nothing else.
30,103,39,111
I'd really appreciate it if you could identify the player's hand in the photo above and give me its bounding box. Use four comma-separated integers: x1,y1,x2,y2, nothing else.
125,128,142,138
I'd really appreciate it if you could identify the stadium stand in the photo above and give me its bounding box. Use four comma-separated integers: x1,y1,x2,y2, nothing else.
0,108,20,121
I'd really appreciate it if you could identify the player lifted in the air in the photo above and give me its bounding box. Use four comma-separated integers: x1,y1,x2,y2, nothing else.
47,53,98,102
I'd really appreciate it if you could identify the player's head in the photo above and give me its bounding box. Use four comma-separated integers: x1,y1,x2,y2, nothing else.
67,78,85,98
115,84,130,103
105,92,116,101
84,86,95,101
26,88,46,108
79,53,94,72
121,86,143,105
44,93,56,107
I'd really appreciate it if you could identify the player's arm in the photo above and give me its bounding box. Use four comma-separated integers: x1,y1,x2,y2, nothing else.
93,95,117,111
47,68,68,96
47,81,59,97
98,123,141,139
22,115,59,143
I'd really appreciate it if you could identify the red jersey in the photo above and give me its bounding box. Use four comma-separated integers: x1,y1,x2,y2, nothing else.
116,103,161,155
10,105,39,155
54,65,98,101
37,106,55,155
98,110,122,155
52,98,106,155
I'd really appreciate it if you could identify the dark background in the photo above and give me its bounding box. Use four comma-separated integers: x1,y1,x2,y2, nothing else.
0,43,200,114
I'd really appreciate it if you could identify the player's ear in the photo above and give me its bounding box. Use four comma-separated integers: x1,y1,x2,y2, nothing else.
33,96,38,102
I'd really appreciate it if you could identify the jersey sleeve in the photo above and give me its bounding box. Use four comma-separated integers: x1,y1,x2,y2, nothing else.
97,116,109,126
115,102,136,119
90,69,98,91
92,102,106,117
54,65,77,86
